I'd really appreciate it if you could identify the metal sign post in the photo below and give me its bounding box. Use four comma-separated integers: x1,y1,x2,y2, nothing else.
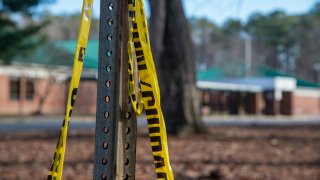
46,0,174,179
94,0,136,179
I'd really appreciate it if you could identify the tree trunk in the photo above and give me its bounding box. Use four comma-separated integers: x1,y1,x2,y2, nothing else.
149,0,206,134
33,77,54,115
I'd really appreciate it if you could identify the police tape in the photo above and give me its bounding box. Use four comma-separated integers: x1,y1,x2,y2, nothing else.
47,0,94,179
128,0,175,179
47,0,174,179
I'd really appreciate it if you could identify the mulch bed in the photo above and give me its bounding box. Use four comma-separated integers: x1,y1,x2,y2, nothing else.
0,126,319,180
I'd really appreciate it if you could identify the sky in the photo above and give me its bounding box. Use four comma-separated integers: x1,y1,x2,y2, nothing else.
40,0,320,25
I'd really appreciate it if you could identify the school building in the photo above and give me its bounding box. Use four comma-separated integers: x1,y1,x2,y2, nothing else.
0,40,319,116
198,65,320,116
0,65,97,115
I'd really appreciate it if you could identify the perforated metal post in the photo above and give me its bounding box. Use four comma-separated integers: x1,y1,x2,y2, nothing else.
94,0,137,179
116,1,137,178
123,105,137,180
94,0,122,179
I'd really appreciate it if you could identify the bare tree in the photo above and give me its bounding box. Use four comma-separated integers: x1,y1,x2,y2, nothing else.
149,0,206,134
33,74,55,115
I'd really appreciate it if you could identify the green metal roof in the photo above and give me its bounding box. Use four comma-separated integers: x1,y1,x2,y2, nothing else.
258,66,320,88
15,40,320,88
197,65,319,88
197,67,224,81
14,40,99,69
54,40,98,69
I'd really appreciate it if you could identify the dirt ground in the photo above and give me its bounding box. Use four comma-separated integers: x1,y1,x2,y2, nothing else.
0,126,319,180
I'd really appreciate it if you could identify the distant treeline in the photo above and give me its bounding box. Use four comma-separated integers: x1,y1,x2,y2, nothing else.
190,3,320,82
1,0,320,82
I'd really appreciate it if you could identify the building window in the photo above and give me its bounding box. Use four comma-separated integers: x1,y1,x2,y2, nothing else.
10,78,20,100
26,80,35,100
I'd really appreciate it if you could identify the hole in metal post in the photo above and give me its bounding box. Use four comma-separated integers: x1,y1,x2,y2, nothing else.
108,18,113,26
107,34,112,41
102,157,108,165
104,111,109,118
125,143,130,150
125,158,129,166
105,96,110,102
108,3,114,10
124,174,129,180
126,127,130,134
103,142,108,149
106,65,111,72
125,112,131,119
106,81,111,88
103,127,109,134
101,174,107,180
107,49,112,57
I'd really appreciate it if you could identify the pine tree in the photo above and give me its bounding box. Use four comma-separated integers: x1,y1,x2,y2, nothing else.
0,0,55,64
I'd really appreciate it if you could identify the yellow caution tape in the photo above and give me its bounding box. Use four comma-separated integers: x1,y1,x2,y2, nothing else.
47,0,93,179
128,0,175,179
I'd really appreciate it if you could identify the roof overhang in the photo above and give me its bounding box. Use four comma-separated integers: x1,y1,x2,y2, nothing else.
197,77,297,92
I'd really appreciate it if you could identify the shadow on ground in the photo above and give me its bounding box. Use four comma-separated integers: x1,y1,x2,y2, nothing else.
0,126,320,179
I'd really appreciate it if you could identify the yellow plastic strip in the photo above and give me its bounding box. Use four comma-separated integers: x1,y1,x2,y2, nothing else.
128,0,175,179
128,33,144,115
47,0,93,179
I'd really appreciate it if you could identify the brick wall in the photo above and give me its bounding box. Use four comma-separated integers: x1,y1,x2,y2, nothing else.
0,76,20,115
0,74,97,116
40,79,67,115
293,88,320,115
73,80,97,115
293,96,320,115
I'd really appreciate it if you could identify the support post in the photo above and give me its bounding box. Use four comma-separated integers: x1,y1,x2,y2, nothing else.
116,1,137,179
94,0,137,179
94,0,122,179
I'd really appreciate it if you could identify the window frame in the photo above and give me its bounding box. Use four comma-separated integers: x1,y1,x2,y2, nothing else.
26,79,35,100
9,78,20,101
